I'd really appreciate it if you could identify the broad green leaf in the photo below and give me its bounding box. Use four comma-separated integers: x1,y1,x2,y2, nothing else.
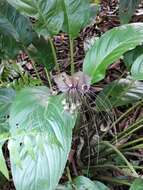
90,0,100,3
62,0,91,38
7,0,64,36
56,176,109,190
28,36,55,71
7,0,91,38
123,46,143,70
131,54,143,80
56,184,72,190
56,176,108,190
130,178,143,190
0,122,9,134
0,88,15,120
73,176,109,190
0,0,33,45
0,88,15,135
0,143,9,180
119,0,140,24
90,3,100,20
96,77,143,110
8,140,22,168
0,34,21,60
8,86,76,190
83,23,143,84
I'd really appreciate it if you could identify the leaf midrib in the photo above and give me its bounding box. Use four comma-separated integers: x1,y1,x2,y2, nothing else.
62,0,70,34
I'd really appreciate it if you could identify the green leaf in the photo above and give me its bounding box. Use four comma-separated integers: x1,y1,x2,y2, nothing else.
8,140,22,168
8,86,77,190
119,0,140,24
56,183,72,190
90,3,100,20
0,88,15,134
7,0,91,38
0,34,21,59
0,0,33,45
56,176,108,190
83,23,143,84
62,0,91,38
73,176,109,190
0,143,9,180
90,0,101,3
96,77,143,110
0,60,23,82
0,88,15,120
28,36,55,71
7,0,64,36
131,54,143,80
130,178,143,190
123,46,143,70
0,122,9,134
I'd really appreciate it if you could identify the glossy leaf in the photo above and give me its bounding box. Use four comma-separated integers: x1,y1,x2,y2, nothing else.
0,88,15,120
28,36,55,71
96,77,143,110
130,178,143,190
0,143,9,179
131,54,143,80
62,0,91,38
7,0,91,38
0,34,21,59
83,23,143,84
73,176,109,190
8,87,76,190
119,0,140,24
90,0,101,3
7,0,64,36
90,3,100,19
0,0,33,45
56,176,108,190
123,46,143,70
0,88,15,135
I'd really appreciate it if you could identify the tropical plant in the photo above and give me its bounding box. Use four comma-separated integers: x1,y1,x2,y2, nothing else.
119,0,141,24
1,0,143,190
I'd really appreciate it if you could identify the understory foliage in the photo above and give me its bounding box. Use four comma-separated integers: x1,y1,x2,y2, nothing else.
0,0,143,190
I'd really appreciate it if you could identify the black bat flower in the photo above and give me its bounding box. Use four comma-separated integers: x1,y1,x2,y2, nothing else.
54,71,91,113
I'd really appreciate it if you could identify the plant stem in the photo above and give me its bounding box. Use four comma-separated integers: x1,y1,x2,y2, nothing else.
87,164,143,170
44,68,52,91
66,166,72,183
69,37,74,75
113,117,143,143
124,144,143,151
113,101,141,125
96,176,131,186
101,141,139,177
22,46,43,84
0,78,4,85
48,37,60,73
121,137,143,149
101,100,142,139
31,61,42,84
